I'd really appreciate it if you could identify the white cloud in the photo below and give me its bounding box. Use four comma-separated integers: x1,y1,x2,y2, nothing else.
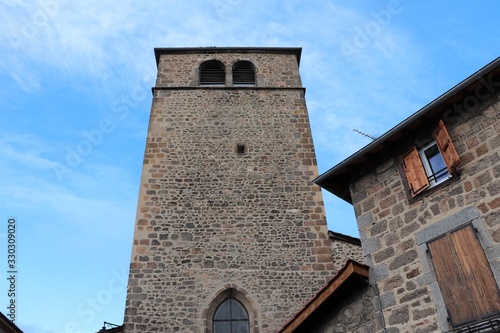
16,324,57,333
0,132,136,244
0,133,58,169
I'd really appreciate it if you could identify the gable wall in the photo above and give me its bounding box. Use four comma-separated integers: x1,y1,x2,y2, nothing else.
330,238,364,273
299,285,377,333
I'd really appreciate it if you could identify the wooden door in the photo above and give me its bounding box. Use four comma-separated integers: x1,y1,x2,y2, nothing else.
428,225,500,327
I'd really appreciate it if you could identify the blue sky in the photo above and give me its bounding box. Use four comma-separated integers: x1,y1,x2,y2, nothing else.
0,1,499,332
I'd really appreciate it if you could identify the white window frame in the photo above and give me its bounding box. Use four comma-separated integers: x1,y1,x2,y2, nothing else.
418,140,452,188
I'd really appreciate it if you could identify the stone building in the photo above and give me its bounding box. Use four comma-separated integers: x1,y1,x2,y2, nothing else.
315,57,500,332
0,312,23,333
329,231,364,273
123,47,356,333
123,46,500,333
277,260,375,333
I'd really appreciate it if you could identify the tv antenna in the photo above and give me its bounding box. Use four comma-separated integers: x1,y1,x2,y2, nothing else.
353,129,377,141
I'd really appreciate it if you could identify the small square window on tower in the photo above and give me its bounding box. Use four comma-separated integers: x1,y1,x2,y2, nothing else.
236,144,246,154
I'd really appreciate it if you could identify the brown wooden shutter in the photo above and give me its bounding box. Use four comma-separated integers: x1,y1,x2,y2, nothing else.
428,225,500,328
434,120,460,174
402,147,430,197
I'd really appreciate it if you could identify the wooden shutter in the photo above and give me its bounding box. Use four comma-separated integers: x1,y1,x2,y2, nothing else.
403,147,430,197
434,120,460,174
428,225,500,327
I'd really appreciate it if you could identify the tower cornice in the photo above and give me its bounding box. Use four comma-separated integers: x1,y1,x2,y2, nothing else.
154,47,302,66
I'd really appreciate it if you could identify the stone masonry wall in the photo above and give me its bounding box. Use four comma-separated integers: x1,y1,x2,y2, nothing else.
350,86,500,333
330,238,364,274
124,50,334,333
155,51,302,88
303,285,377,333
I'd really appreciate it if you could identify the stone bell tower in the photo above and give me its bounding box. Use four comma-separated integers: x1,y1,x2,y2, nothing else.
124,47,334,333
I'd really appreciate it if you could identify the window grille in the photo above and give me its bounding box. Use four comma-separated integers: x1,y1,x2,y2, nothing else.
449,315,500,333
419,141,451,186
402,120,460,197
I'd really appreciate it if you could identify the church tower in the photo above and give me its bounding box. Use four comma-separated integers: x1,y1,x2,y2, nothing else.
124,47,334,333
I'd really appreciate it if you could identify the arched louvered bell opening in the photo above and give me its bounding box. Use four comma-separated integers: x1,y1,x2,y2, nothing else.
232,61,255,86
200,60,225,85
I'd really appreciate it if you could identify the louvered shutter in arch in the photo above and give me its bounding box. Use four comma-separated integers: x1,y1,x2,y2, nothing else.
233,61,255,86
200,60,225,85
403,147,430,197
434,120,460,174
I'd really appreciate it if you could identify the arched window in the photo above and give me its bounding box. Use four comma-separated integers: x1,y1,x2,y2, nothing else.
232,61,255,86
200,60,225,86
213,298,249,333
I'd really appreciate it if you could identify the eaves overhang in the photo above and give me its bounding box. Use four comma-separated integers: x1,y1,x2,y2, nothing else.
0,311,23,333
328,230,361,245
314,57,500,204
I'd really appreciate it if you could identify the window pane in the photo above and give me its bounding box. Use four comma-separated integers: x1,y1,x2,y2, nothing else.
424,144,448,182
214,297,250,333
232,321,249,333
214,321,231,333
230,299,248,320
214,299,231,320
